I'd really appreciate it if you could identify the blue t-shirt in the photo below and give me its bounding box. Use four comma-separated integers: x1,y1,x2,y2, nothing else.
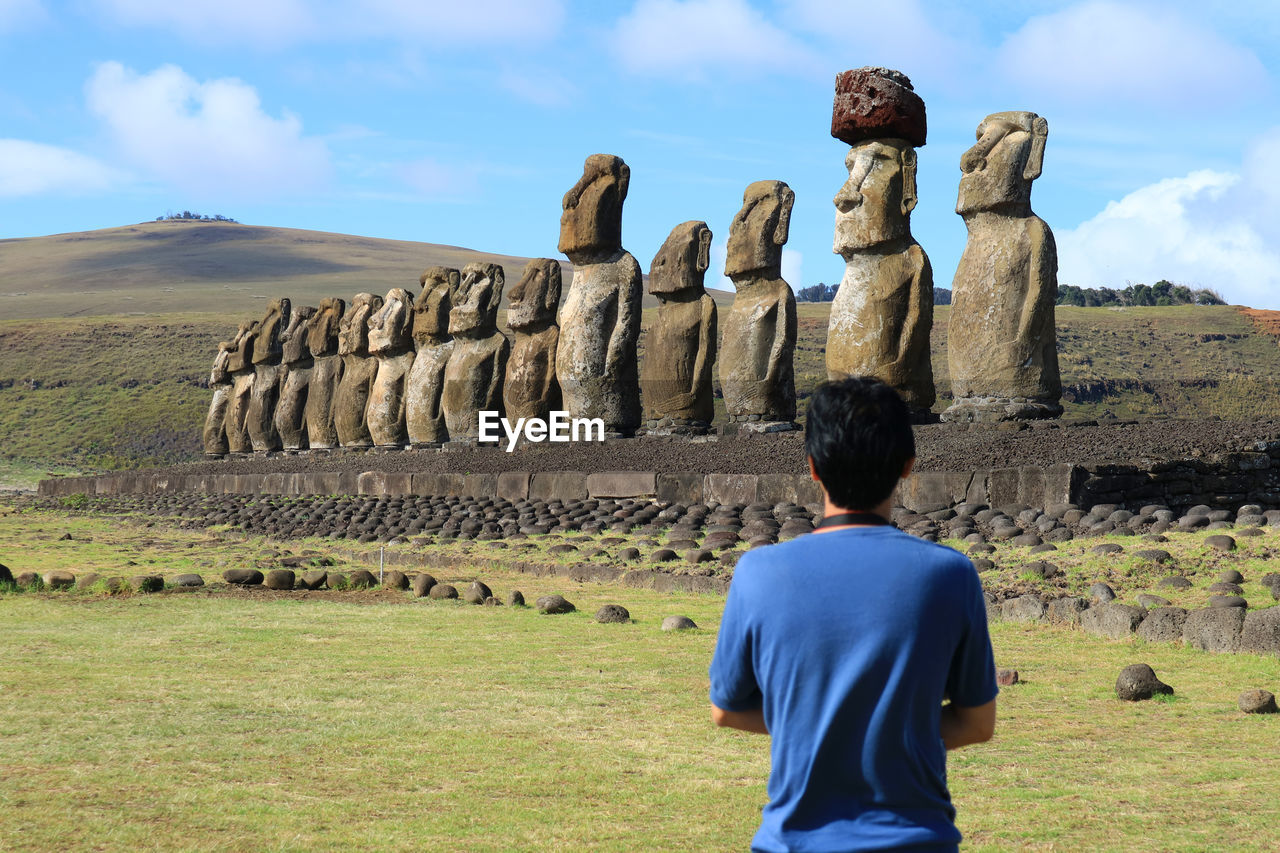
709,526,998,852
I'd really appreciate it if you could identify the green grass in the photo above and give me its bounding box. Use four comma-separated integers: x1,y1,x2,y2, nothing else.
2,509,1280,850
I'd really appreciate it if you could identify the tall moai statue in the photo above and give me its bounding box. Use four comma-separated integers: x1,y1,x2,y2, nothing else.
504,258,562,423
202,338,235,457
443,262,510,441
719,180,798,431
366,288,416,447
274,304,317,451
944,111,1061,422
245,298,290,452
826,68,935,419
224,320,257,454
406,267,459,446
555,154,643,436
333,292,384,447
304,297,346,450
641,221,717,434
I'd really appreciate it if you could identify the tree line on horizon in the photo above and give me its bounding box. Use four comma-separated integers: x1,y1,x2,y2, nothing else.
154,210,238,223
796,280,1224,308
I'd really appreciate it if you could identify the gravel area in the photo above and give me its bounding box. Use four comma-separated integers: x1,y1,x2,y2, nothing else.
160,418,1280,478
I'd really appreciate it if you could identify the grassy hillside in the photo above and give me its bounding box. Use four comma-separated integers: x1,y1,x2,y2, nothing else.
4,222,1280,485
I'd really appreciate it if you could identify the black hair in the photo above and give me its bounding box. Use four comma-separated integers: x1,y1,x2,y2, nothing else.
805,377,915,511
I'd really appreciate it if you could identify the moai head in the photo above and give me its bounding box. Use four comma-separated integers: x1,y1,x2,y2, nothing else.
367,288,415,355
280,305,317,364
250,298,291,365
306,297,346,357
413,266,460,345
210,339,234,385
558,153,630,263
725,180,794,280
649,221,712,297
338,293,383,357
957,111,1047,215
507,259,562,331
226,321,256,372
449,262,504,338
833,139,917,254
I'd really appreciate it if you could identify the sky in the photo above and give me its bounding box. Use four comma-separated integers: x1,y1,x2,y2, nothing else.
3,0,1280,307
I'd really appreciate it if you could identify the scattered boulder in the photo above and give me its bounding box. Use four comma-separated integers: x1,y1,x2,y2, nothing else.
1136,593,1170,608
1088,582,1116,603
1115,664,1173,701
1217,569,1244,585
1205,535,1237,552
0,562,12,584
465,580,493,605
651,549,678,562
997,669,1019,686
75,572,101,590
1090,543,1124,556
411,573,438,597
383,570,409,591
326,572,348,589
619,547,641,561
1001,594,1046,622
348,570,376,589
509,590,526,607
428,584,459,600
1134,549,1172,564
1208,582,1244,595
1238,689,1278,714
595,604,631,623
264,569,295,590
1209,595,1247,610
129,575,164,593
42,570,75,590
172,574,205,588
1158,576,1192,590
1047,596,1088,626
536,594,576,614
1022,561,1060,580
662,615,698,631
223,568,264,586
298,570,328,590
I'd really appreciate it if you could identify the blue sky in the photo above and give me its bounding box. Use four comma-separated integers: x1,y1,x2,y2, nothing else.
3,0,1280,306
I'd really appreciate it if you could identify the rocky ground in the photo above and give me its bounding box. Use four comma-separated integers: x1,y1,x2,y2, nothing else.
158,417,1280,478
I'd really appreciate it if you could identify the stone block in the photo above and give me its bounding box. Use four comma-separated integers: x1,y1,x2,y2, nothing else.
301,473,341,495
587,471,657,499
987,468,1020,508
1183,607,1245,653
497,471,531,501
262,473,287,495
411,472,463,497
529,471,588,502
656,472,703,505
1017,465,1047,508
705,473,759,507
462,473,498,499
757,473,823,507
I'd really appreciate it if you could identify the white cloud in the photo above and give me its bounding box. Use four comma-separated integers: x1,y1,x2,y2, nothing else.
89,0,563,45
400,157,480,199
613,0,819,80
0,0,44,32
997,1,1268,108
1057,130,1280,308
85,62,330,200
0,139,123,197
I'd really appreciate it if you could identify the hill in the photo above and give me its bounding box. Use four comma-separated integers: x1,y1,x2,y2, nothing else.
3,222,1280,486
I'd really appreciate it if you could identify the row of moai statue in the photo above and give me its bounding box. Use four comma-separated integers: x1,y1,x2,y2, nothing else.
203,66,1061,453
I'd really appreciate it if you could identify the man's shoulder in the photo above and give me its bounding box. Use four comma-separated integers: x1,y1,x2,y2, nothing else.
738,528,973,577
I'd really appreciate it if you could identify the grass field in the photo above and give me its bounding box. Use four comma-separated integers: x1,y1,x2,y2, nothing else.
2,508,1279,851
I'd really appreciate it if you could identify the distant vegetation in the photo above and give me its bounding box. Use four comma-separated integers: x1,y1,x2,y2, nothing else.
155,210,238,223
796,283,953,305
1057,281,1225,307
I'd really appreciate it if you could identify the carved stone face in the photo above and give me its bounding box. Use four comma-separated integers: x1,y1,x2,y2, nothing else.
211,339,234,384
449,262,504,338
957,111,1046,215
725,180,794,280
507,258,561,330
338,293,383,357
558,154,629,262
833,140,916,253
412,267,459,344
649,220,712,296
306,297,346,357
226,321,256,373
251,298,291,365
280,305,317,364
367,288,414,355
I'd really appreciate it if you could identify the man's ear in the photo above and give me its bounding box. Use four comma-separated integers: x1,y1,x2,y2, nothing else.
901,456,916,480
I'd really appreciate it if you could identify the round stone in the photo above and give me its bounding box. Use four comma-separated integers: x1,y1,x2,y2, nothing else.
411,573,438,597
1205,535,1237,552
264,569,295,590
1115,663,1173,701
1238,689,1278,714
536,594,575,614
428,583,459,600
223,568,263,585
661,615,698,631
595,604,631,624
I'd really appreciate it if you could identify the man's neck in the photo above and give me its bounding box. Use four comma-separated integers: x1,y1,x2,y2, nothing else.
819,496,894,528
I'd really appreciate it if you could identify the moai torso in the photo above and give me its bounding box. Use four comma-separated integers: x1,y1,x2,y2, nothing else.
334,293,383,447
826,139,935,413
246,298,290,452
719,180,798,428
406,267,458,446
202,339,235,456
555,154,642,435
641,221,717,431
304,297,345,449
443,263,510,441
945,111,1061,422
274,305,316,451
367,288,415,447
224,321,257,454
504,258,562,422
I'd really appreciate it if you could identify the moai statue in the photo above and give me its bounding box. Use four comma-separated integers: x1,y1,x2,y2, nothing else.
504,258,562,423
366,288,416,447
245,297,290,452
202,339,235,456
224,320,257,454
640,221,717,433
303,297,346,450
719,180,798,431
944,111,1061,422
406,267,459,447
826,68,935,419
555,153,643,436
442,262,509,441
274,305,317,451
333,293,384,447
